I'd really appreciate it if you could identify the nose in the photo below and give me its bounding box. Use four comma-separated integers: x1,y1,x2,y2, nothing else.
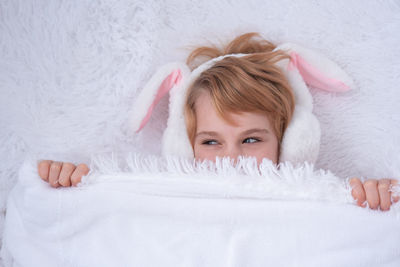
222,145,242,162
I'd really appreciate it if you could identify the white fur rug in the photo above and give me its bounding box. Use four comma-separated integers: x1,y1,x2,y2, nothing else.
1,0,400,265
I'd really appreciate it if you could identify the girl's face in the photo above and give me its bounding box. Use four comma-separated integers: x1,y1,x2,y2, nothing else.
193,92,279,164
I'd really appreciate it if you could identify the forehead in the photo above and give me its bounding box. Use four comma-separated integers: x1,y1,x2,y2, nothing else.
194,92,273,132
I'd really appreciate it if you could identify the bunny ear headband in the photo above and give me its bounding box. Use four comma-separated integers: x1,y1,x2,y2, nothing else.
129,43,354,165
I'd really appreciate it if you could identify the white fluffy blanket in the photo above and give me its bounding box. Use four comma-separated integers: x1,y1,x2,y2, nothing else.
1,0,400,266
2,154,400,266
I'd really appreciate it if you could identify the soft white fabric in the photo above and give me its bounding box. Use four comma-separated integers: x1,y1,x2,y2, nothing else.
1,0,400,265
2,154,400,267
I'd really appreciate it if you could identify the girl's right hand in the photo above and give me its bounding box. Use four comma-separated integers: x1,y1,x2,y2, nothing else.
38,160,90,188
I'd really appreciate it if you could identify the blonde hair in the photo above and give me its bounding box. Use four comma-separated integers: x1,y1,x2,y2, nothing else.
184,32,295,151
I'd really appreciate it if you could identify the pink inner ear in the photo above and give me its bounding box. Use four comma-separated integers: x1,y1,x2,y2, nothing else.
288,52,350,92
136,69,182,132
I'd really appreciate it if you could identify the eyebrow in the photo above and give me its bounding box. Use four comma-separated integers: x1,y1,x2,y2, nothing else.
195,131,220,138
241,128,270,136
195,128,270,138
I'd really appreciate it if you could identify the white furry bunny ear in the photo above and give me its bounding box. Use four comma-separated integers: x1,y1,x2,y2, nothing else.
129,62,194,158
129,62,187,133
275,43,354,165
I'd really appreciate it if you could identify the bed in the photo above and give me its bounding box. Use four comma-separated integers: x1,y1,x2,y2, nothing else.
1,0,400,266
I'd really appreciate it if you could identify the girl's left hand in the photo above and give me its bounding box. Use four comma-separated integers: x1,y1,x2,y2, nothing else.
349,178,399,211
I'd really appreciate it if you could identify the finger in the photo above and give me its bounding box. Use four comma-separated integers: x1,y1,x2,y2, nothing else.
349,178,366,207
377,179,391,211
58,162,76,187
48,162,62,188
71,164,90,186
364,179,379,210
391,179,399,203
38,160,53,181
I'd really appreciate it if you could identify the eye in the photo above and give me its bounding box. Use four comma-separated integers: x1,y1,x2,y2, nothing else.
202,140,219,145
243,137,260,144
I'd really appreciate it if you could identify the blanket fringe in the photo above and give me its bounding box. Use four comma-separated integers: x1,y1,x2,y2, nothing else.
81,152,363,204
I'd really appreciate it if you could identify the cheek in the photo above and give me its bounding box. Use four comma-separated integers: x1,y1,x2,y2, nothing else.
245,142,279,164
193,145,218,162
261,147,279,164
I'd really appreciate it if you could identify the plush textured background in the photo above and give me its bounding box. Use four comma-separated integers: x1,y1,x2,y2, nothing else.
1,0,399,263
